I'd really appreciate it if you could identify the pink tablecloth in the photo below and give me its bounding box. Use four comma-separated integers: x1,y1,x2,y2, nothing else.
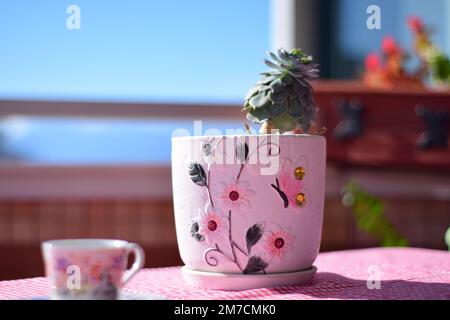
0,247,449,300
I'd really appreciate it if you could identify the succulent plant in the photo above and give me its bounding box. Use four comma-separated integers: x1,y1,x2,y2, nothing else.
243,48,319,134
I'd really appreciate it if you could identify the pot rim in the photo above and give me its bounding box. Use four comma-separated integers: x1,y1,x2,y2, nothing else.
172,133,325,140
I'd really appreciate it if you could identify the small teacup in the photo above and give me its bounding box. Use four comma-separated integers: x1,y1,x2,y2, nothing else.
42,239,145,300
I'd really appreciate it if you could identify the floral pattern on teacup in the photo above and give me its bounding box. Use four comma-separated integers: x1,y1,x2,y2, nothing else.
45,251,126,299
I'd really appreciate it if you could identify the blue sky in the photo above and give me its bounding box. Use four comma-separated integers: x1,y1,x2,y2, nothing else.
1,1,448,103
1,1,449,164
0,0,270,103
339,0,450,60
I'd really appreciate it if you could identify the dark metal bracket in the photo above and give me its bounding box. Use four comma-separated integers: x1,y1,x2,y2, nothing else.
333,98,364,140
416,105,449,150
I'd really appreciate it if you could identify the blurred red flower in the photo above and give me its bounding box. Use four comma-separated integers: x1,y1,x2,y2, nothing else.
382,36,399,55
365,53,380,71
408,16,423,33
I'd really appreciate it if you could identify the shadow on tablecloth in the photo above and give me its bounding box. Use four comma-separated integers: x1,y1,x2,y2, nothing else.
267,272,450,300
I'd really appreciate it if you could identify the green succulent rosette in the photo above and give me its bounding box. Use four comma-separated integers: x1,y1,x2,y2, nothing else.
244,48,319,133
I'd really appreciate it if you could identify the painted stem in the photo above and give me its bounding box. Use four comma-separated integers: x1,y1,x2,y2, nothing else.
204,244,234,267
203,210,247,272
233,241,248,256
228,210,243,272
236,163,245,182
206,169,215,208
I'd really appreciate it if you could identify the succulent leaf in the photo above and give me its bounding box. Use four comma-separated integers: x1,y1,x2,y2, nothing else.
270,113,298,132
292,80,306,96
266,103,287,117
269,79,284,93
264,59,283,71
268,51,283,64
247,107,270,123
280,74,293,85
287,98,305,118
269,90,288,104
277,48,289,61
249,93,270,109
256,75,278,85
243,48,319,133
244,85,260,101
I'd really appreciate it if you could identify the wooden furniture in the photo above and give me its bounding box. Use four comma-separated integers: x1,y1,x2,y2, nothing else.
314,81,450,172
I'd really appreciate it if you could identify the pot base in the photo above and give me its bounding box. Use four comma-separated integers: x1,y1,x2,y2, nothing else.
181,266,317,291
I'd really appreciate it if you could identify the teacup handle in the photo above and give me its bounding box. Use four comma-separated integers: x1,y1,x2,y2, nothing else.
121,243,145,286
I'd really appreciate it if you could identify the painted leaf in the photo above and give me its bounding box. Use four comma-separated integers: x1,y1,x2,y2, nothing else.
193,233,205,241
190,221,199,235
202,143,212,157
189,222,205,241
245,224,264,254
243,256,268,274
187,162,207,187
236,141,249,164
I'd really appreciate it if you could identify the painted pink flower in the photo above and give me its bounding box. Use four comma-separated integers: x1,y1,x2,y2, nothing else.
213,178,255,212
55,257,71,272
197,205,228,244
262,224,294,262
274,157,309,209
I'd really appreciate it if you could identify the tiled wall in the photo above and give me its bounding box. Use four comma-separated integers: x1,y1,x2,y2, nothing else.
1,197,448,280
0,200,177,246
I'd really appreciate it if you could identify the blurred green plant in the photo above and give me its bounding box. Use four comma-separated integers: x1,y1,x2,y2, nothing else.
445,227,450,251
341,181,408,247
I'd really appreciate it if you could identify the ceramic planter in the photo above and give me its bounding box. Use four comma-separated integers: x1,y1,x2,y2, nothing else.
171,134,326,290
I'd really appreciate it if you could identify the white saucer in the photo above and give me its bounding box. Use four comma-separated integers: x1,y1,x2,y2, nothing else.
182,266,317,291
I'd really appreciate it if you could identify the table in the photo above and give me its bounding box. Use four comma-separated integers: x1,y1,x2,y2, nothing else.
0,248,449,300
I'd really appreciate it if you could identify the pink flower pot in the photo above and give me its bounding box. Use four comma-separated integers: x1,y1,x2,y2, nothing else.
171,134,326,290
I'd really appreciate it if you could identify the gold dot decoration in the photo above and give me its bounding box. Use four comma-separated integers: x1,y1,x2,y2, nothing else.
296,192,306,207
294,167,305,180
